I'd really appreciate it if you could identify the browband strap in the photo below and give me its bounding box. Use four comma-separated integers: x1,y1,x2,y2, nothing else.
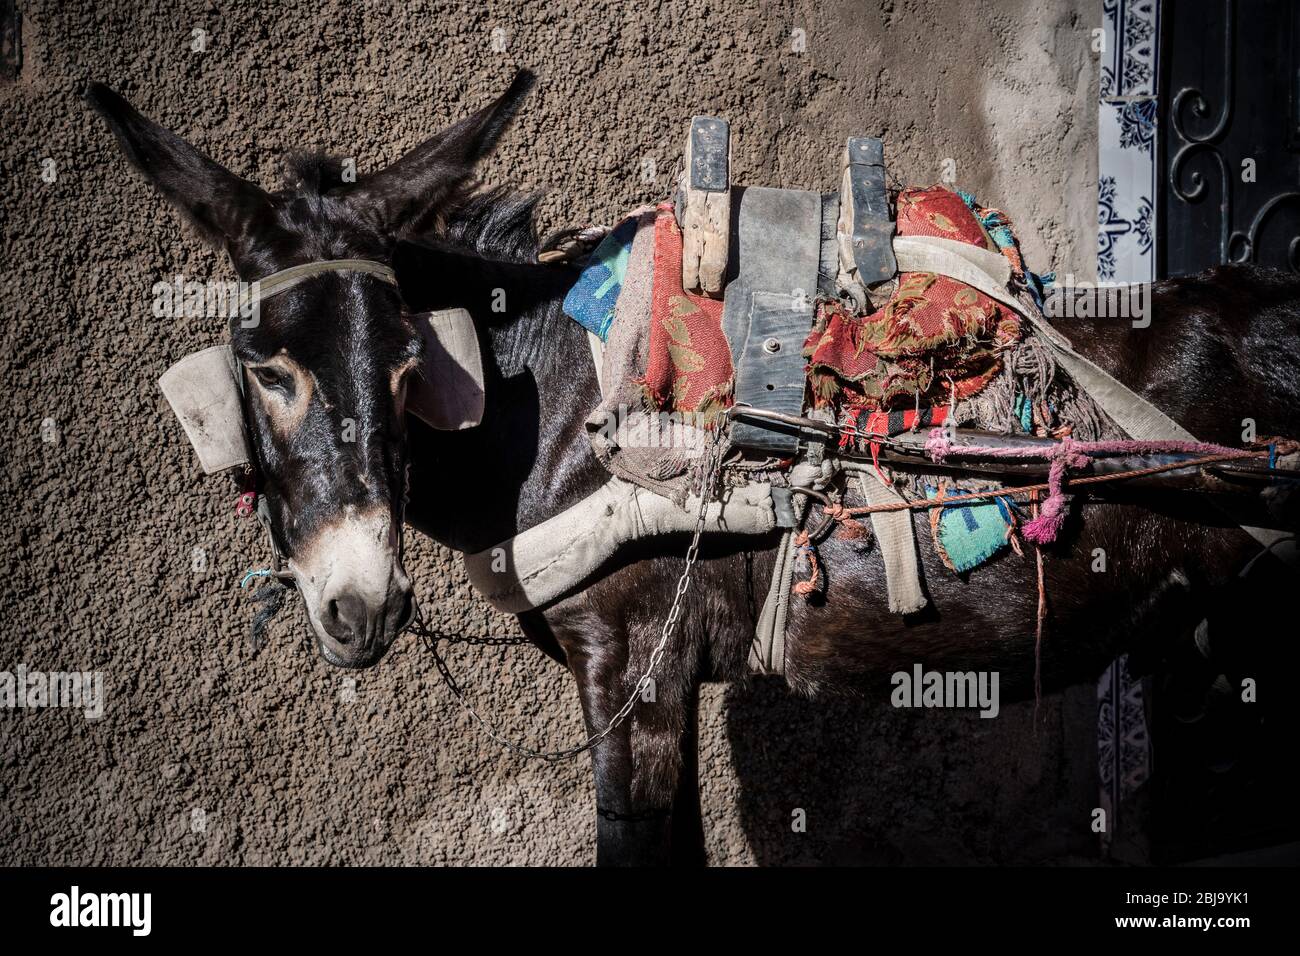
238,259,398,314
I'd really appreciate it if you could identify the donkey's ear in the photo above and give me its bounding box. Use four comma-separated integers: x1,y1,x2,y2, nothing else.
348,70,535,237
85,83,272,249
392,238,493,312
394,237,570,318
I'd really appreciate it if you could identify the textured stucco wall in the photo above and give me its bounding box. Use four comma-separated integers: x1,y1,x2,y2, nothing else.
1,0,1101,865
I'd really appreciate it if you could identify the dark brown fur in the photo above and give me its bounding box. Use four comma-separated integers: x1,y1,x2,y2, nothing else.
398,248,1299,865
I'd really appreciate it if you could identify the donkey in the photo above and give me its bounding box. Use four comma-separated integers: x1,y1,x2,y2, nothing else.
89,72,1300,866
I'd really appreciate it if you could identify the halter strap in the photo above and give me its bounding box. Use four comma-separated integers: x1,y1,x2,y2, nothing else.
237,258,397,313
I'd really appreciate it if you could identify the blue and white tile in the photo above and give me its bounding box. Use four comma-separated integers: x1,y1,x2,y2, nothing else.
1102,0,1161,98
1098,98,1157,282
1096,0,1159,852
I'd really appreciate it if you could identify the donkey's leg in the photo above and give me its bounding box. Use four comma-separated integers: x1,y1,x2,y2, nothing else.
587,732,672,866
566,632,698,866
576,678,695,866
668,686,705,866
549,555,721,866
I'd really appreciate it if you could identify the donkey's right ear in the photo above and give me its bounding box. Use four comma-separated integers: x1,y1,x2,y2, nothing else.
85,83,273,249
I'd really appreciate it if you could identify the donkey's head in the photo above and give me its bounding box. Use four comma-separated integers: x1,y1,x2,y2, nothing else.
87,73,533,668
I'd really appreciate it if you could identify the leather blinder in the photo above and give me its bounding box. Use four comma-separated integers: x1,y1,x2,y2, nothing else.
157,345,251,475
406,307,485,431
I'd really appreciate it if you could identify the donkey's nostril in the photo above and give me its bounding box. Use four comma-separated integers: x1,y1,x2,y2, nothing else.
323,593,371,646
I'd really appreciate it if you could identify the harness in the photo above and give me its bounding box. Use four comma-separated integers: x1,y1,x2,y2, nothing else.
152,130,1297,762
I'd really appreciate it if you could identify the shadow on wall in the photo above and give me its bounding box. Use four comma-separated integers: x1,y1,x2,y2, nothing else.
723,678,1108,865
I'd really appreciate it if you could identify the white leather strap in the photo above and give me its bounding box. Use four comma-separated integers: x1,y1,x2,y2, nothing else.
892,235,1018,313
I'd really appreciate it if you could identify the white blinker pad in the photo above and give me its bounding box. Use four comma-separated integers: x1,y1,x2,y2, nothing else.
158,345,251,474
407,308,485,430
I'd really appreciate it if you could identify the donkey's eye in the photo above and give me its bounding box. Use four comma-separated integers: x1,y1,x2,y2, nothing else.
252,366,291,392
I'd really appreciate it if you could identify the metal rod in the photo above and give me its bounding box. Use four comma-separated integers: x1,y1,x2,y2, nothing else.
727,404,839,437
727,407,1294,499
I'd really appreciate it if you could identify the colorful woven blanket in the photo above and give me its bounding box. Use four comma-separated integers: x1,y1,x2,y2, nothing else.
562,218,638,341
805,185,1024,412
926,485,1016,574
562,188,1043,441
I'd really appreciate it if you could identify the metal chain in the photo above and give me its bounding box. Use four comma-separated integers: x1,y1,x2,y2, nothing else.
411,425,726,763
431,631,533,648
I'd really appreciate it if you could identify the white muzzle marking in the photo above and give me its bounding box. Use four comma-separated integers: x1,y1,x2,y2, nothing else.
289,506,408,646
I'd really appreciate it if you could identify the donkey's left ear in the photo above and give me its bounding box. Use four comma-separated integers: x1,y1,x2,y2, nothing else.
347,70,535,237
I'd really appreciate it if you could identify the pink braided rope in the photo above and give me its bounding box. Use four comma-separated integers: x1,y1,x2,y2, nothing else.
924,430,1246,544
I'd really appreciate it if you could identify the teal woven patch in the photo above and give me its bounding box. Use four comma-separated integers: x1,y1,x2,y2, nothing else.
927,488,1014,573
562,218,636,341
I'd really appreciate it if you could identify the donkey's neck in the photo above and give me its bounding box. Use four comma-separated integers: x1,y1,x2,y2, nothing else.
405,255,608,554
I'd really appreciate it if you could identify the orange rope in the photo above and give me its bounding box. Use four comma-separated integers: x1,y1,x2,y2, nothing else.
792,530,821,597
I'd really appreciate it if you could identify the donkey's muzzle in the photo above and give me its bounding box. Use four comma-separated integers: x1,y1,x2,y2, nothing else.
317,575,413,668
289,506,413,669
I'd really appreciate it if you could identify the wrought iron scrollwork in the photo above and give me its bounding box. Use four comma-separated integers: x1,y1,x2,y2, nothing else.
1165,0,1299,273
1168,0,1235,265
1231,193,1300,271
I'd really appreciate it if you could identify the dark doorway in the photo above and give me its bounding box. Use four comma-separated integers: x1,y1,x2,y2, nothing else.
1152,2,1300,865
1160,0,1300,277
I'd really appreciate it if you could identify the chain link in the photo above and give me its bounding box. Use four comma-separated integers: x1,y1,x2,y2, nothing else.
411,426,726,762
431,631,533,648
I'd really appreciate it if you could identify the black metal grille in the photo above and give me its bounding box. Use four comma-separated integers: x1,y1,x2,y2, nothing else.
1160,0,1300,276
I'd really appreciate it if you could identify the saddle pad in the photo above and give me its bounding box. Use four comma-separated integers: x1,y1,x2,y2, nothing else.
636,205,732,418
583,208,722,504
806,185,1023,412
897,185,996,248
